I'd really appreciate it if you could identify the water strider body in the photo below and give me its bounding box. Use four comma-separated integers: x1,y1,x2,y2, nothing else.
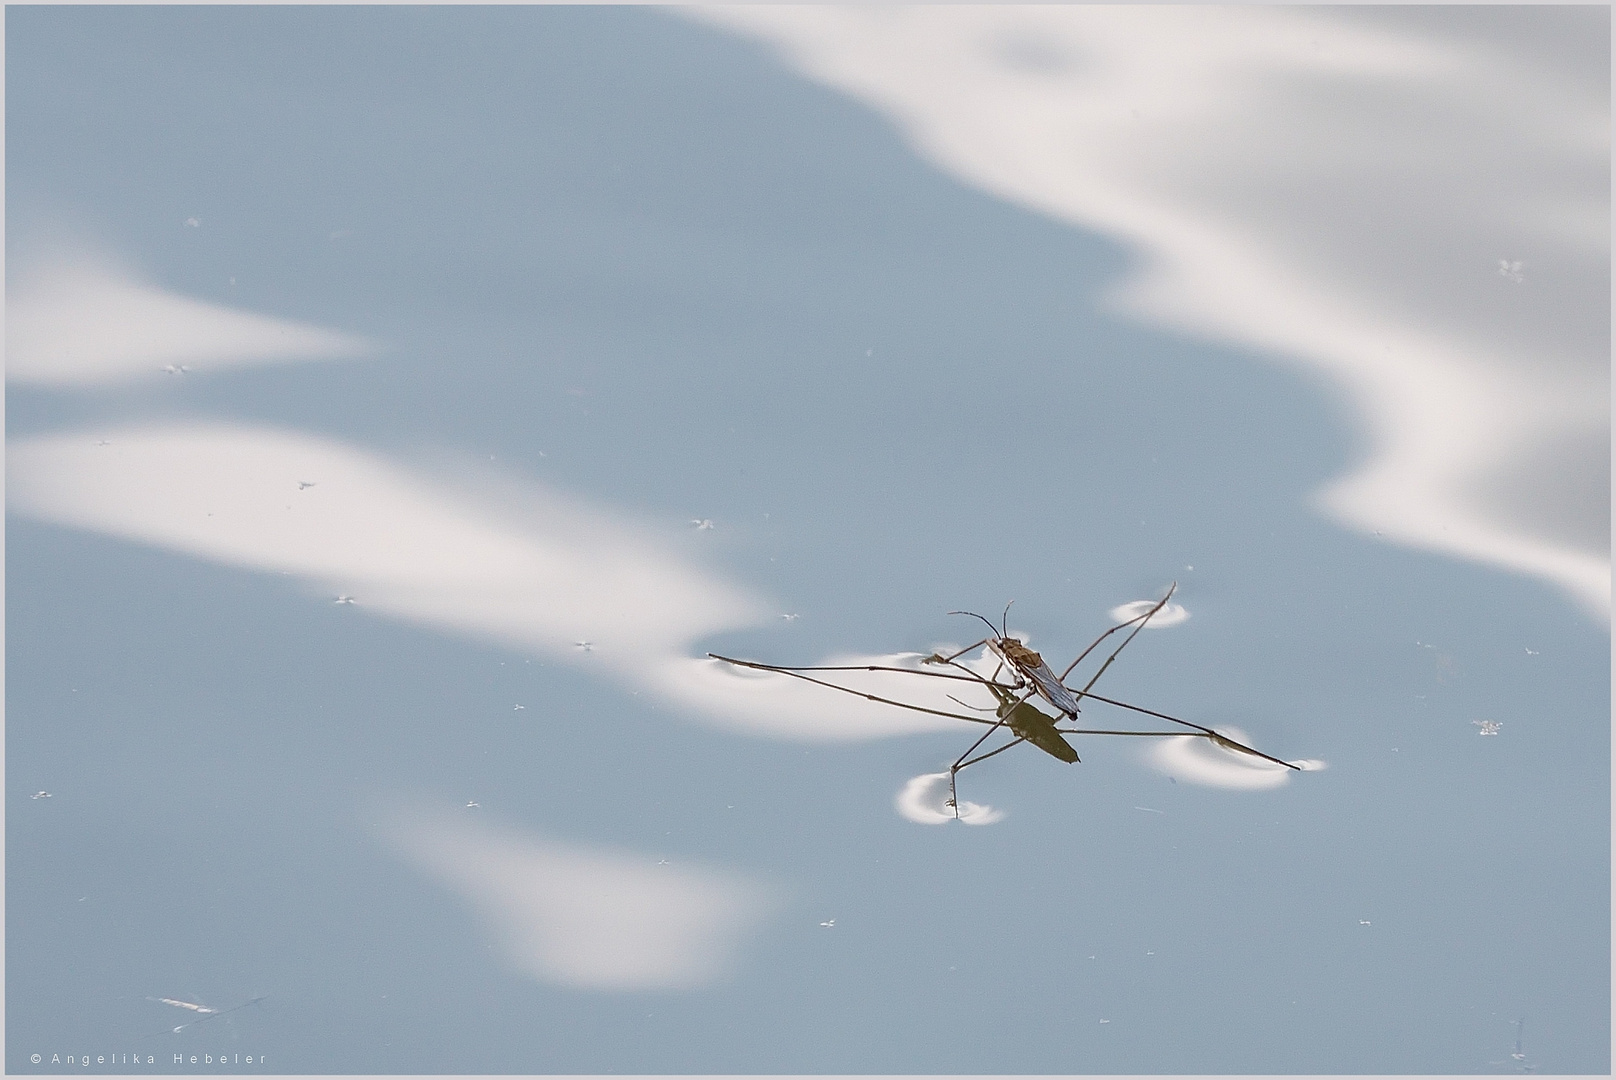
710,584,1300,817
982,636,1088,721
927,585,1184,724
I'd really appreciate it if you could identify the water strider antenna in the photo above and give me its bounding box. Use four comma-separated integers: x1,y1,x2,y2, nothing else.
948,609,1001,638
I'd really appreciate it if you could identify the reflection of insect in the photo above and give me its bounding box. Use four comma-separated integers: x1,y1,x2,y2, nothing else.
711,585,1297,815
149,995,267,1034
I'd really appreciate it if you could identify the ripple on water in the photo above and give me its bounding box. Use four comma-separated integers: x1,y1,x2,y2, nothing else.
1108,600,1190,628
1148,728,1325,790
894,772,1004,825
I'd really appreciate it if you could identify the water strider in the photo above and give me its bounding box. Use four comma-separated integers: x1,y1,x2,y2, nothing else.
710,585,1300,817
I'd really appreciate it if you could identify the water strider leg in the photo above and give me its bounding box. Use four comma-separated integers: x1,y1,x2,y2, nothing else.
928,637,992,667
956,737,1029,771
1064,584,1177,701
1059,611,1155,682
707,654,1001,725
948,736,1029,815
946,718,1011,815
1073,692,1299,769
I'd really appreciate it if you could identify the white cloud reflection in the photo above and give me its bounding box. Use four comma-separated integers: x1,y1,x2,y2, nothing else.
1148,729,1327,791
7,416,1318,783
377,805,774,990
895,771,1003,826
687,6,1610,621
5,257,373,385
6,422,975,742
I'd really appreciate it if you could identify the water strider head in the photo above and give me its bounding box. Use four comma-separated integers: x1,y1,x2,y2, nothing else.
948,601,1047,667
989,634,1046,672
932,601,1087,719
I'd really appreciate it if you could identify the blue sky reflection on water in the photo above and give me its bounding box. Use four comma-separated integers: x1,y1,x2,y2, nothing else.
5,6,1608,1074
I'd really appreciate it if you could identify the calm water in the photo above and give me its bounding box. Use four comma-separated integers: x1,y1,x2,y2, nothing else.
7,7,1608,1074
